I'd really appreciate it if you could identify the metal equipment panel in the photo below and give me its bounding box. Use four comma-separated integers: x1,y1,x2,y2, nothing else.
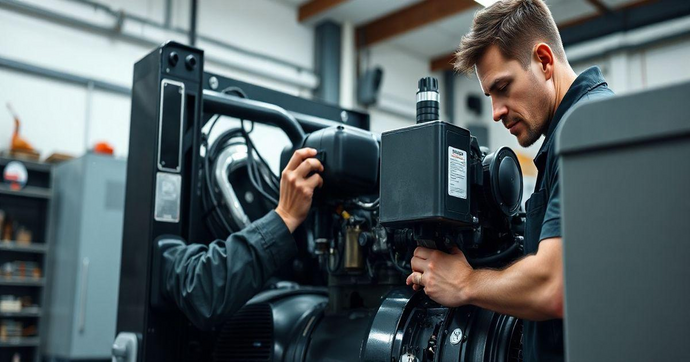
557,81,690,361
45,154,126,360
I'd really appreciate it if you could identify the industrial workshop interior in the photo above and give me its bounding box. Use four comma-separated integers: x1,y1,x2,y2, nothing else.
0,0,689,361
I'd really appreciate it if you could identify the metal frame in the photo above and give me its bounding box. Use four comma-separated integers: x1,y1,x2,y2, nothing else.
203,73,370,132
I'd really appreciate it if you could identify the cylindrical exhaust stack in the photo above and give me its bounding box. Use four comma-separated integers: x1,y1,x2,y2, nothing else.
416,76,440,123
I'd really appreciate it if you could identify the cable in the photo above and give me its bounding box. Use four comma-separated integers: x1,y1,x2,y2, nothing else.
239,115,280,206
201,85,286,238
353,198,379,211
220,86,280,204
202,114,234,235
201,86,249,237
389,243,411,275
466,239,522,267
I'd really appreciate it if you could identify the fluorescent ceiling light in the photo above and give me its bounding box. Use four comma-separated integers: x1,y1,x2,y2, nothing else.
474,0,499,7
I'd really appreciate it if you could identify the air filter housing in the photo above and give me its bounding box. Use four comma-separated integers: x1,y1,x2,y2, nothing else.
379,121,474,228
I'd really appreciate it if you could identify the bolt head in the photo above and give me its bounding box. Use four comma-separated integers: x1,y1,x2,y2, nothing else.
209,76,219,90
449,328,463,345
340,111,348,123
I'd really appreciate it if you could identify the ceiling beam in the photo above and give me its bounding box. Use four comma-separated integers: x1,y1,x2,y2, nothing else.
429,0,681,72
298,0,349,23
557,0,657,30
356,0,477,48
585,0,612,15
430,53,456,73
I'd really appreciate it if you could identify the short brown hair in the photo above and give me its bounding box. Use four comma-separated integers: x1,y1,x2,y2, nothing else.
454,0,566,74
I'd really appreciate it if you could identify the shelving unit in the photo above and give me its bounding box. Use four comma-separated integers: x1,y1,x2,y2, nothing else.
0,157,52,362
0,242,48,254
0,186,51,200
0,337,40,348
0,307,41,318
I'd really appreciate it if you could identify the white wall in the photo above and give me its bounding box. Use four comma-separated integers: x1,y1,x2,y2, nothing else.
0,0,314,160
571,35,690,95
363,43,444,134
3,0,690,165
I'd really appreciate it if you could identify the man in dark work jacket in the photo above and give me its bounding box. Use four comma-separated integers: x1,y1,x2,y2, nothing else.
159,148,324,330
404,1,614,361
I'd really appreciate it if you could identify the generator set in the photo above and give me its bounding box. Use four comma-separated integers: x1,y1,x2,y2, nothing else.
113,42,526,362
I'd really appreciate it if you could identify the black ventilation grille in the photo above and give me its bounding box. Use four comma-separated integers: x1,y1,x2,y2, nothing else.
508,319,523,362
213,303,274,362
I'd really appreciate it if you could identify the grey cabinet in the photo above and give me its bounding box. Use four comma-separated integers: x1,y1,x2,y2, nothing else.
44,154,126,360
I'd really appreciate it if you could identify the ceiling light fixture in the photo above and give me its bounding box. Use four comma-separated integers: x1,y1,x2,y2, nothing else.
474,0,499,7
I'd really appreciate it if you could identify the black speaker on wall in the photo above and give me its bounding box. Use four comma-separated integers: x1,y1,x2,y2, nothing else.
467,94,483,116
357,67,383,107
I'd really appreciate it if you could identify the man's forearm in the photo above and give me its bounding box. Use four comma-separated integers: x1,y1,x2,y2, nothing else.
466,238,563,321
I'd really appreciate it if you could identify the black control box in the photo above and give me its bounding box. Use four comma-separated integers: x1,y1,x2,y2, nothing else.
379,121,474,228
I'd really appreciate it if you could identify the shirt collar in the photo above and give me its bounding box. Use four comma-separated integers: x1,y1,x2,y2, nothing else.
534,66,608,168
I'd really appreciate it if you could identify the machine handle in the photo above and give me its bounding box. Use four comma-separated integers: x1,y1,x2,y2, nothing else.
78,257,90,333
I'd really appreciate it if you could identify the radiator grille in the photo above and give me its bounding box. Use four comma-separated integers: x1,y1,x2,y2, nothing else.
213,303,273,362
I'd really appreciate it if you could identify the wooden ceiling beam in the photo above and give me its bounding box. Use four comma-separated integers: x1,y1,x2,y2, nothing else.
298,0,349,23
585,0,612,15
558,0,657,30
429,0,662,72
430,53,456,73
356,0,477,48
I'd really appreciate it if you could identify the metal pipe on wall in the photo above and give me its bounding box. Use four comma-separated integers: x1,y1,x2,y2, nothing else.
189,0,197,47
0,55,130,96
63,0,312,73
0,0,318,90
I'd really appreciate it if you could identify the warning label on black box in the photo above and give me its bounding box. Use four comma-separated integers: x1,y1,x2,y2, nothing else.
448,146,467,199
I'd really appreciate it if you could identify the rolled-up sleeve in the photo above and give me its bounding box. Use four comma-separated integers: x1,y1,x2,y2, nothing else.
159,210,296,330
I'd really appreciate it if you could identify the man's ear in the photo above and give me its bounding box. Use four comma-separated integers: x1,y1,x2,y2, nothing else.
534,43,554,81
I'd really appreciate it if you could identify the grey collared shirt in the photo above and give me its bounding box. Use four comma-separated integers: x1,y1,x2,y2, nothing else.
158,210,296,330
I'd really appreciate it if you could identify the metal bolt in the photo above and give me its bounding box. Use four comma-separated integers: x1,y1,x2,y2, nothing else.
340,111,349,123
400,353,417,362
209,76,219,90
449,328,463,345
244,191,254,203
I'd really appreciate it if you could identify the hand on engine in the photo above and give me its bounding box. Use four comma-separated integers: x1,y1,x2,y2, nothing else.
275,148,324,233
406,246,474,307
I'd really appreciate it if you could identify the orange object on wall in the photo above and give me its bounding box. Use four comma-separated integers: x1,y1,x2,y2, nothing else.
6,103,34,152
93,141,114,155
